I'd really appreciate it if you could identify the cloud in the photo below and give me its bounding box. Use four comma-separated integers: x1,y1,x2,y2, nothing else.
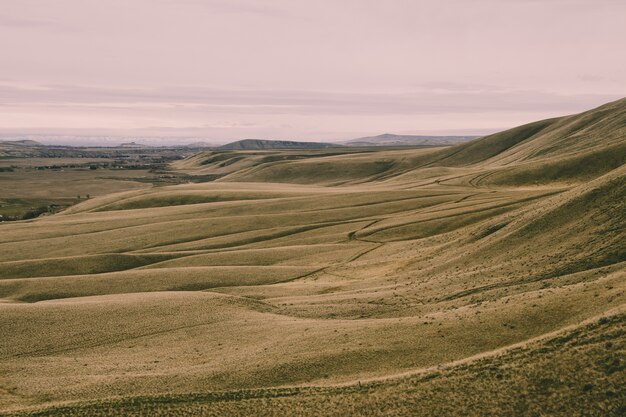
157,0,291,18
0,82,621,117
0,16,55,29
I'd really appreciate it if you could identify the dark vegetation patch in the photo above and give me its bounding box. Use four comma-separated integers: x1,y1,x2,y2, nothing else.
0,199,76,221
473,221,510,240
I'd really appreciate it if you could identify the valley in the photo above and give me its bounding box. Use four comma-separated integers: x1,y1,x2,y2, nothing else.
0,98,624,416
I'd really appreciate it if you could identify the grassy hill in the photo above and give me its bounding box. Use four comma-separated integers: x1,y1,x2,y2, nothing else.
175,98,625,188
0,98,624,416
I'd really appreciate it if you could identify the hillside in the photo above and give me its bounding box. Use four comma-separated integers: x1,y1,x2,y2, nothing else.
175,98,626,187
219,139,340,150
0,98,624,416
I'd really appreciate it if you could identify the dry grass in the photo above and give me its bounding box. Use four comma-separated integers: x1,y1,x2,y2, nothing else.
0,98,625,415
6,311,623,416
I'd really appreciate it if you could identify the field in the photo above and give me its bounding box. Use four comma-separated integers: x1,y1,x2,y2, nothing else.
0,147,212,221
0,98,625,416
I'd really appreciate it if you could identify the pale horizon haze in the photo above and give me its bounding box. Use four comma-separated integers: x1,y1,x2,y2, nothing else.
1,0,625,144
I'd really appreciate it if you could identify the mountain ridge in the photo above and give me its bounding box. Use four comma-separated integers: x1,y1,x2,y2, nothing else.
218,139,341,150
345,133,479,146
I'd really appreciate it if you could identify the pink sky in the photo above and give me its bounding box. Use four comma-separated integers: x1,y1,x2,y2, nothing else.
1,0,625,143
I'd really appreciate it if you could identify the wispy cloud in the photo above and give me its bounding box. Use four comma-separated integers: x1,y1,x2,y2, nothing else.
0,82,621,116
157,0,292,18
0,16,56,29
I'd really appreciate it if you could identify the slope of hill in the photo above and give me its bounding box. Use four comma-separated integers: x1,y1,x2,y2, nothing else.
345,133,478,146
171,148,376,179
219,139,341,150
6,312,622,416
426,98,625,166
174,98,625,187
0,98,624,416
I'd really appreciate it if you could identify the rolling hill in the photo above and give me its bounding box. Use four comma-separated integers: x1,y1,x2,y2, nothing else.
174,97,625,187
0,98,624,416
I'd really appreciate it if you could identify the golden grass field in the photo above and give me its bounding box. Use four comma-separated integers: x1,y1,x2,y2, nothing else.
0,98,625,415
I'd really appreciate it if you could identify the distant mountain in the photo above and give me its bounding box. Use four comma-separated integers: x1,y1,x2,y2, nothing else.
218,139,341,150
184,141,216,148
0,139,44,147
119,141,149,148
345,133,479,147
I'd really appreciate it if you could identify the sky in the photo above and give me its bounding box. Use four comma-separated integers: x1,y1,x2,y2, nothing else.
1,0,625,144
